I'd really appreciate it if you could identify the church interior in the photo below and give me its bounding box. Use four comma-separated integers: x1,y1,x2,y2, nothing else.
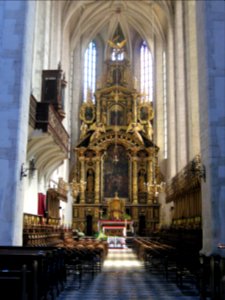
0,0,224,299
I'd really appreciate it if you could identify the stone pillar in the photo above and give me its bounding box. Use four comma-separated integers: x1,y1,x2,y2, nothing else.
132,156,138,204
154,40,164,161
79,156,86,203
174,0,188,171
0,0,36,245
196,0,225,255
95,157,101,204
184,1,201,160
167,24,177,178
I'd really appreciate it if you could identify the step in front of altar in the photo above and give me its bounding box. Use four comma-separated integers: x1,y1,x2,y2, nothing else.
107,236,126,248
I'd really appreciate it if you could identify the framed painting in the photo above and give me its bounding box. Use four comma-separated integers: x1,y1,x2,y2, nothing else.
80,103,96,124
138,103,154,124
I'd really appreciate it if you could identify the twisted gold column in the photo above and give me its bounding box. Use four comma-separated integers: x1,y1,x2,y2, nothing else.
132,156,138,204
79,156,86,203
95,157,100,204
147,158,153,204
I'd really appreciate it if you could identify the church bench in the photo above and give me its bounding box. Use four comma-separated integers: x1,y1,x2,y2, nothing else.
0,264,28,300
133,238,177,279
0,247,66,300
151,230,202,287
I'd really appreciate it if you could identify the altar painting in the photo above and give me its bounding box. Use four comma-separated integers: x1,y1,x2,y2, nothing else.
103,144,129,198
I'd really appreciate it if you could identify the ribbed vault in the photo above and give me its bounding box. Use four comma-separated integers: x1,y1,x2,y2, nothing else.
61,0,173,53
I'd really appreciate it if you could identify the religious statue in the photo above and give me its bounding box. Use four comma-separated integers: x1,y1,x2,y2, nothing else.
126,122,144,144
90,122,106,141
80,122,88,138
144,121,153,140
138,169,146,192
108,192,125,220
86,169,94,193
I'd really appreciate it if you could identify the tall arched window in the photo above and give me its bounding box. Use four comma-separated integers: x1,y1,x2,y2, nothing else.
111,49,124,61
163,51,168,158
83,41,97,102
140,41,153,102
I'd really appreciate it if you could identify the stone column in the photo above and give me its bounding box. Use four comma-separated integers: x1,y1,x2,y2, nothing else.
0,0,36,245
154,40,164,161
167,24,177,178
174,0,188,171
196,0,225,255
184,0,201,160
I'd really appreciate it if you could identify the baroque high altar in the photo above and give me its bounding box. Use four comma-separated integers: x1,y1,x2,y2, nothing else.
71,57,162,236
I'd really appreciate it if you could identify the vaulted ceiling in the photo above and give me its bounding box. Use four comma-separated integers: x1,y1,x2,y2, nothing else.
61,0,173,52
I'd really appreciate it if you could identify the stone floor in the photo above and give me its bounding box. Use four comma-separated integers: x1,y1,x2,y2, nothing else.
57,248,201,300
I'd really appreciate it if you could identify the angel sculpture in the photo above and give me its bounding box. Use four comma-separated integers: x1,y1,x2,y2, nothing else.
80,122,88,139
126,122,144,144
144,121,153,141
107,39,127,50
90,122,106,142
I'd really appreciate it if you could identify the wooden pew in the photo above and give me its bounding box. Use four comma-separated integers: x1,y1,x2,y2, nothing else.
0,246,66,300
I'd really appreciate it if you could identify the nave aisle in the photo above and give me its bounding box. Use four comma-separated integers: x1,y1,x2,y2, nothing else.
57,248,200,300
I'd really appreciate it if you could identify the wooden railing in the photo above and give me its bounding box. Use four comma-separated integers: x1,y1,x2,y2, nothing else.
36,102,69,154
29,94,37,128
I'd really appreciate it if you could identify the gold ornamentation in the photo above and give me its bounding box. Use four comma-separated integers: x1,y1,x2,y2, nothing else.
90,122,106,142
126,122,144,144
138,102,154,124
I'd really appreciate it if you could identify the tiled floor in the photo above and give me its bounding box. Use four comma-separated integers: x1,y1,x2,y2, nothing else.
57,248,200,300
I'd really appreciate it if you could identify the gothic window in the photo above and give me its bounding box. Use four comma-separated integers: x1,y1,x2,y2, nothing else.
83,41,97,102
140,41,153,102
163,51,168,158
111,49,124,61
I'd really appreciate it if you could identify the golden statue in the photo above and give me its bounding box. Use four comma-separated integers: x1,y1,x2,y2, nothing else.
80,122,88,138
107,39,127,50
126,122,144,144
108,192,125,220
144,121,153,140
90,122,106,141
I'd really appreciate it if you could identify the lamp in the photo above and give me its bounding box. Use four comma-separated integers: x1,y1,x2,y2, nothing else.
20,158,36,180
70,178,86,200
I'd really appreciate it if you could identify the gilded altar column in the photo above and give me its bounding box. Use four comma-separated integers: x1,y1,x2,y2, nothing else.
147,158,153,204
132,156,138,204
79,156,86,203
95,156,101,204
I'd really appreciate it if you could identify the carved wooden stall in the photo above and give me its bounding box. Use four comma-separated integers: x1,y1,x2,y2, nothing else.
71,57,162,236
